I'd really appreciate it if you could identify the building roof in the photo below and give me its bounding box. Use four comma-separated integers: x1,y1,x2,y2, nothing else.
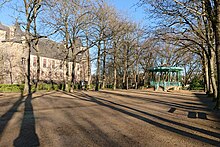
13,22,24,40
0,22,9,31
31,38,84,61
31,38,67,60
148,66,184,72
1,23,85,61
0,22,10,40
0,22,24,42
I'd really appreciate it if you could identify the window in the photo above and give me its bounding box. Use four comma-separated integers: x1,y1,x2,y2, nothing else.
52,60,55,69
33,57,37,67
48,59,51,68
41,71,44,76
43,59,47,68
48,71,52,77
21,57,26,65
60,63,63,69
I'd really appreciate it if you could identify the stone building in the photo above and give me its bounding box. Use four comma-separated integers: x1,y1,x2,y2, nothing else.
0,22,89,84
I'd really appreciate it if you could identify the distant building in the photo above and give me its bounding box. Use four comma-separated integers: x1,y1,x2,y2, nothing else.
0,22,89,84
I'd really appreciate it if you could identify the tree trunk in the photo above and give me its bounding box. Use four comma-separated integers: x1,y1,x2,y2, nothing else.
102,40,106,89
202,53,210,93
113,65,117,90
122,44,127,89
64,17,70,92
126,45,129,90
85,34,91,90
202,1,213,95
207,54,213,94
70,55,76,91
126,69,129,90
113,42,117,90
33,4,40,91
65,60,69,92
214,0,220,109
34,44,40,91
95,41,101,91
87,49,91,89
24,41,31,94
23,0,34,95
209,50,217,100
122,69,126,89
9,61,13,84
135,59,139,89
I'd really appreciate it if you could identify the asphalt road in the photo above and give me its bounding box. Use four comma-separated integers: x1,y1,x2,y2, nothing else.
0,90,219,147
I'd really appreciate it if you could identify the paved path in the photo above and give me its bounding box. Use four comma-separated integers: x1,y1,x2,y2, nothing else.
0,90,219,146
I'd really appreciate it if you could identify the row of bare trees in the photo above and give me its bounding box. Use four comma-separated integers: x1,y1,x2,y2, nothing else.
138,0,220,109
1,0,218,108
5,0,95,93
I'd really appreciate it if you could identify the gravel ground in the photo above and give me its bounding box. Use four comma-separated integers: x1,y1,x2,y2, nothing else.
0,90,219,147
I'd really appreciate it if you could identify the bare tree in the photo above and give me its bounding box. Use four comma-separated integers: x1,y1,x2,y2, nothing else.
43,0,95,92
92,1,116,91
0,0,10,8
22,0,43,94
139,0,220,108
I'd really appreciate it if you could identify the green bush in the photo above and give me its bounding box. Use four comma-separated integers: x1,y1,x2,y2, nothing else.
0,84,24,92
53,84,59,91
0,83,62,93
87,84,94,90
106,85,113,89
74,84,79,90
37,83,60,91
189,77,204,90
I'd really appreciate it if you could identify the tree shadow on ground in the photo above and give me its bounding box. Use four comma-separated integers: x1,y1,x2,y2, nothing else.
0,92,25,138
0,91,54,145
194,93,220,115
98,90,220,123
116,89,204,101
72,117,122,146
98,90,212,111
104,90,219,122
13,93,39,147
114,89,218,118
61,91,220,146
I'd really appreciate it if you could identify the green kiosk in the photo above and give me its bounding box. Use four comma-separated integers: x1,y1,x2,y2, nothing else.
148,66,184,91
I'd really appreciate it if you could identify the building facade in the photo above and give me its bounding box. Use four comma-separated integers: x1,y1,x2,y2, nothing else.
0,22,89,84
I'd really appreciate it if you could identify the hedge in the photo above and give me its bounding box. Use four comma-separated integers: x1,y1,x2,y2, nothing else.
0,83,95,92
0,84,24,92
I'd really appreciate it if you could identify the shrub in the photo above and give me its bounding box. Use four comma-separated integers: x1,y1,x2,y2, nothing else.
53,84,59,91
106,85,113,89
0,83,62,93
37,83,59,91
0,84,24,92
74,84,79,90
189,77,204,90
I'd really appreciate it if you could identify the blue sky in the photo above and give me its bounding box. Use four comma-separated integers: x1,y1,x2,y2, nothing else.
0,0,146,74
0,0,146,26
109,0,146,23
